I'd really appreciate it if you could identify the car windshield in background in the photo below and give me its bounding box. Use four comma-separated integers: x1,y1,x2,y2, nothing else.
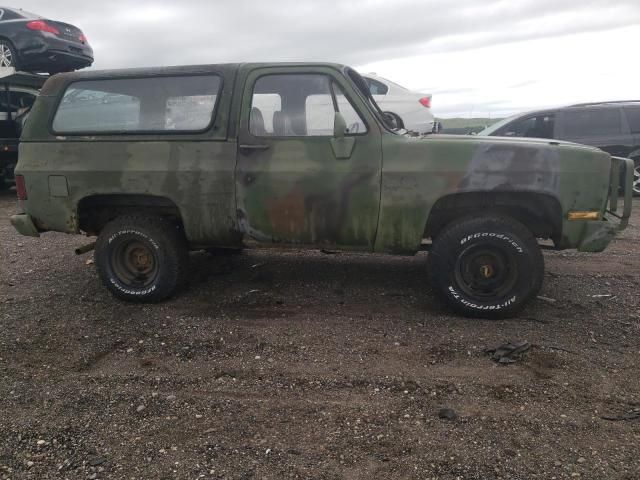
52,75,221,133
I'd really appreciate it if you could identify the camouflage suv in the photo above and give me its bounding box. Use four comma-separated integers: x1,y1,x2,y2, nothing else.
9,63,634,318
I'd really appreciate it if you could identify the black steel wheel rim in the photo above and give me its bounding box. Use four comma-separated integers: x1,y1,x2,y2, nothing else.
110,239,158,288
454,244,518,299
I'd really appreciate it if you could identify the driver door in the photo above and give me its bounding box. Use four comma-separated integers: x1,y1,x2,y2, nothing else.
235,66,382,250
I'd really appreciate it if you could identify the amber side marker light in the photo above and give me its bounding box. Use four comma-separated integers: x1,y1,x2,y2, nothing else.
567,211,600,220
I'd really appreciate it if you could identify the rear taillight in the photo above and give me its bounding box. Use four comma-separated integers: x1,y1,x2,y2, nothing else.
79,33,87,43
15,175,27,200
419,97,432,108
26,20,60,35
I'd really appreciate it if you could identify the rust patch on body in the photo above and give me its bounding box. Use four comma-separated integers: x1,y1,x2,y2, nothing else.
265,189,307,237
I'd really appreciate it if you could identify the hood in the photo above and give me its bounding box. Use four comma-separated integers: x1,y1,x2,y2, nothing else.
424,133,602,152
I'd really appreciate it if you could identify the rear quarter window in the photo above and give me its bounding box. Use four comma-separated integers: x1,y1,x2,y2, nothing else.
623,107,640,133
563,108,622,137
52,74,222,134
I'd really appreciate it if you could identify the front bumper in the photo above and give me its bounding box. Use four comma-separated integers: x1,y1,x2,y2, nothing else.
576,156,633,252
10,213,40,237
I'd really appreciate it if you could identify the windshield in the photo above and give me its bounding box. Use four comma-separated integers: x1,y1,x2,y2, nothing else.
344,67,403,134
477,114,522,136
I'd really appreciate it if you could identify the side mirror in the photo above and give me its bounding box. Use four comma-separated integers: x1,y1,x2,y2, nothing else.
333,112,347,138
382,111,404,130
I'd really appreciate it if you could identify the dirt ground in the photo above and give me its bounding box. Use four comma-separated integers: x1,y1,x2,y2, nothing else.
0,190,639,480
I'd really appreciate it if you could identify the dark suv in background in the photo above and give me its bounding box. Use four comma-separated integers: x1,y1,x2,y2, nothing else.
479,101,640,195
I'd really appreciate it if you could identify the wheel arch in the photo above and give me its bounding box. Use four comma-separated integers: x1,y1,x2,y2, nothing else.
77,194,184,236
424,191,563,244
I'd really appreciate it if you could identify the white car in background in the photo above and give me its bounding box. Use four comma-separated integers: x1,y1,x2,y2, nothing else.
361,73,435,134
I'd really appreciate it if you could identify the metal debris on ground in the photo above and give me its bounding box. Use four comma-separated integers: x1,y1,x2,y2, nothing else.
590,294,617,300
486,341,531,364
537,296,557,304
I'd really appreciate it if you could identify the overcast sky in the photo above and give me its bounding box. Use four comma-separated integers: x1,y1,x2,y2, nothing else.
16,0,640,117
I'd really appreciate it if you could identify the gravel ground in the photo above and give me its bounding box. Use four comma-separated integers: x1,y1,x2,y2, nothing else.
1,191,639,480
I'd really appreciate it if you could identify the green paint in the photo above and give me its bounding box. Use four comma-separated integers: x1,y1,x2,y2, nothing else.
12,63,632,256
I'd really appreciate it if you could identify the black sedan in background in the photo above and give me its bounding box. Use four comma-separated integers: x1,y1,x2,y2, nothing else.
0,7,93,74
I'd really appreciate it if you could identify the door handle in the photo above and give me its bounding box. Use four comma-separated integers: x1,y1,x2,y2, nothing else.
239,144,270,151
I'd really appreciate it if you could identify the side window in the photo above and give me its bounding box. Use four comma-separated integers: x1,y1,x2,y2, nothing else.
52,75,221,133
2,10,20,21
8,91,36,111
364,77,389,96
563,108,622,137
501,114,555,138
500,117,534,137
333,82,367,134
250,73,367,137
624,107,640,133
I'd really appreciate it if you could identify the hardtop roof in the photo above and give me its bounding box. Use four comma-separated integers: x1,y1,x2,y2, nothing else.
40,62,349,95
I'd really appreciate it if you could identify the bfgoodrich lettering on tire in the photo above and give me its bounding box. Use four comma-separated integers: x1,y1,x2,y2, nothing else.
95,215,188,302
427,215,544,319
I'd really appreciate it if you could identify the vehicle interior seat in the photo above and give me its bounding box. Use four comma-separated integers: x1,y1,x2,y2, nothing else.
250,107,266,136
273,111,295,136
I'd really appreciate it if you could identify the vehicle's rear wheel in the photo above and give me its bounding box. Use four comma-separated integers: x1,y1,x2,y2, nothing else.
427,215,544,319
0,40,18,69
632,158,640,197
95,215,188,302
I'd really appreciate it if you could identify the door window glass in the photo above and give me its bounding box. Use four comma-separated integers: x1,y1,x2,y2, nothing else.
563,108,621,137
0,91,36,112
334,82,367,134
501,117,534,137
53,75,221,133
250,74,367,137
500,114,555,138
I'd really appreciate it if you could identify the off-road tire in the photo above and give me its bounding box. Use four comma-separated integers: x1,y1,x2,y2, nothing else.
95,215,188,302
427,215,544,319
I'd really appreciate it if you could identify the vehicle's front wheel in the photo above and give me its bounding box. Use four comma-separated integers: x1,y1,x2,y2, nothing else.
95,215,188,302
427,215,544,319
0,41,18,69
